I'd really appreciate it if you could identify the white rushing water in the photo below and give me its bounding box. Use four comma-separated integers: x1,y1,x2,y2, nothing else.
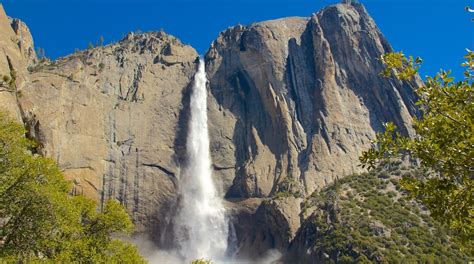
174,58,229,262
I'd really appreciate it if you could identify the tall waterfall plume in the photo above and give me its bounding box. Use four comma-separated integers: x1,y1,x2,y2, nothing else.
174,58,229,261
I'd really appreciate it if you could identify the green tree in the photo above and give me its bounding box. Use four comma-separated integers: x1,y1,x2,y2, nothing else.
360,51,473,242
0,112,145,262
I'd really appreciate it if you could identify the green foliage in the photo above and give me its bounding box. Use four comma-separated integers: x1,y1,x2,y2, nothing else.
304,166,472,263
361,51,474,242
192,259,213,264
379,52,422,80
0,75,10,89
0,112,145,263
98,62,105,71
273,177,304,199
0,67,17,93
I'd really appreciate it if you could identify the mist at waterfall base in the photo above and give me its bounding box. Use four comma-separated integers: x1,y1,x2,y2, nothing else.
134,59,281,264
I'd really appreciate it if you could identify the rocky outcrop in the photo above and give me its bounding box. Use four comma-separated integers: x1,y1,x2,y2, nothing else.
0,4,34,122
206,3,419,202
18,31,198,238
9,18,36,66
232,197,302,258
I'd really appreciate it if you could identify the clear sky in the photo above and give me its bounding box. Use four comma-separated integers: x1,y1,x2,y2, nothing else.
2,0,473,79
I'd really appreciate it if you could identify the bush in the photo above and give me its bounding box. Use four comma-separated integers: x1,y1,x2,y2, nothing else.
301,166,472,262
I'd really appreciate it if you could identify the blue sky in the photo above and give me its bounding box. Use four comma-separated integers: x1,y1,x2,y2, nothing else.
2,0,473,79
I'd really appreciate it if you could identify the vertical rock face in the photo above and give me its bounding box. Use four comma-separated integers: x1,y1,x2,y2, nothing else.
206,3,419,200
18,32,198,237
9,18,36,65
0,4,35,121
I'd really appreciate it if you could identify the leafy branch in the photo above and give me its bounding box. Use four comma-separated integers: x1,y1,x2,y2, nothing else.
360,51,474,243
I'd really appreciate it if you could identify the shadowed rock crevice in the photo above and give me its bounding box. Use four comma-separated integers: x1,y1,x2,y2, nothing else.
142,163,176,178
206,4,419,204
172,79,193,169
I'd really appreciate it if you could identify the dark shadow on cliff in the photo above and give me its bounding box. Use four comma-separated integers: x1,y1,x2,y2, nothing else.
205,48,279,199
148,59,198,249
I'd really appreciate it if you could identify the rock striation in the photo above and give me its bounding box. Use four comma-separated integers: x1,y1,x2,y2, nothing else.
0,4,35,122
22,33,198,238
206,3,419,201
205,2,420,256
0,2,421,259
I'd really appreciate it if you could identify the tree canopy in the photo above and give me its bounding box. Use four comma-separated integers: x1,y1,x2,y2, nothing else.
360,51,473,243
0,112,145,262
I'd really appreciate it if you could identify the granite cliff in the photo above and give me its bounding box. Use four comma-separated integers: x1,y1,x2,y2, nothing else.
0,2,421,259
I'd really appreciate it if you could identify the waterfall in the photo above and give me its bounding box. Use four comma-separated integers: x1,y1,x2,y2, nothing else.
174,58,229,262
